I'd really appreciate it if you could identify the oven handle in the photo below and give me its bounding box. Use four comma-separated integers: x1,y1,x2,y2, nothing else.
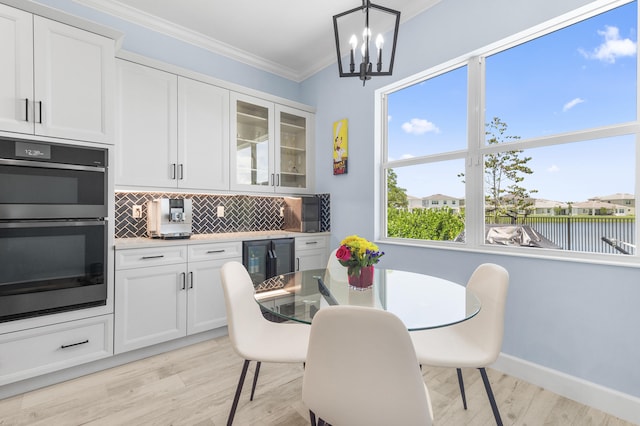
0,220,106,229
0,158,105,173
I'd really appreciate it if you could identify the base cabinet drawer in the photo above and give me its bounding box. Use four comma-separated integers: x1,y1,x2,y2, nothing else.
0,315,113,386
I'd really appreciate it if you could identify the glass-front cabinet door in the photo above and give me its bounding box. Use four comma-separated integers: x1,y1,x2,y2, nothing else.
230,92,314,193
230,93,274,191
276,105,311,192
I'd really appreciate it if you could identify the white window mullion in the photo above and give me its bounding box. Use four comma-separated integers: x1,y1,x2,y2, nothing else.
466,56,485,248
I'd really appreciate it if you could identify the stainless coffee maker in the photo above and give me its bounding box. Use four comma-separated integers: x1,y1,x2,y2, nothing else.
147,198,193,239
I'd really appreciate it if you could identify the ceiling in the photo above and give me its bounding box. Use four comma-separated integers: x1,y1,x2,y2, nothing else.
75,0,441,82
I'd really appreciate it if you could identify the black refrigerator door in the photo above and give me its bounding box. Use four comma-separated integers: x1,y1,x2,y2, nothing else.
243,238,295,285
270,238,295,277
243,240,270,285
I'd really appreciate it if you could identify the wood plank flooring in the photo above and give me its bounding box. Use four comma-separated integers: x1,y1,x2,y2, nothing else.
0,336,634,425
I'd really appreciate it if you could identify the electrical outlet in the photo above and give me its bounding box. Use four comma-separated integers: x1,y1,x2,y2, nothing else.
280,207,284,217
217,205,225,218
132,205,142,219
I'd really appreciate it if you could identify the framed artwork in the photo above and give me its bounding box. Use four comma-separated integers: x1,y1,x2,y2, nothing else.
333,118,348,175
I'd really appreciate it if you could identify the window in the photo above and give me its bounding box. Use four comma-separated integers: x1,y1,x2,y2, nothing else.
380,0,638,260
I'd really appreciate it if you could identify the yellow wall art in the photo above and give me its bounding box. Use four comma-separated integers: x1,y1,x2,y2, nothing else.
333,118,348,175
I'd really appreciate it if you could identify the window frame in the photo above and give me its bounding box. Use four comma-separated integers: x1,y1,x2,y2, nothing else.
375,0,640,266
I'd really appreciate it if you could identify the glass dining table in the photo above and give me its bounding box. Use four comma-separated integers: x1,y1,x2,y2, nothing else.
253,267,481,331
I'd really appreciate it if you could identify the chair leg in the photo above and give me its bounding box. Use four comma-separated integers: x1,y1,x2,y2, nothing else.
456,368,468,409
250,361,261,401
227,359,250,426
309,410,317,426
479,367,503,426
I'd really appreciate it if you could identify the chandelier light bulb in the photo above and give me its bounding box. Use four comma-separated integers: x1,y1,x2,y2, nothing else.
375,34,384,50
349,34,358,50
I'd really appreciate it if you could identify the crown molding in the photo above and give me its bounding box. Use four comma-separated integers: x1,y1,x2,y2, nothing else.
74,0,303,81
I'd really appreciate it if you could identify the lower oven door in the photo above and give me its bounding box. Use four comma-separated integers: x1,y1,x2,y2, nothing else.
0,220,107,322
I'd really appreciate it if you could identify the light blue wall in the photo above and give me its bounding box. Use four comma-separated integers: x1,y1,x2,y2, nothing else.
32,0,640,399
302,0,640,399
33,0,302,101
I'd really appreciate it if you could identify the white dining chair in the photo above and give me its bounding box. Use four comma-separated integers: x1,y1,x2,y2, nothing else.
302,305,434,426
220,261,310,425
410,263,510,426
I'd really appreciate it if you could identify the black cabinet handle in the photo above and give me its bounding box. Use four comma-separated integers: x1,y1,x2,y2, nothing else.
178,164,184,180
296,257,300,271
24,98,29,121
61,339,89,349
37,101,42,124
181,272,186,290
189,271,193,289
305,241,318,245
206,249,225,254
170,163,176,180
141,255,164,260
275,174,280,186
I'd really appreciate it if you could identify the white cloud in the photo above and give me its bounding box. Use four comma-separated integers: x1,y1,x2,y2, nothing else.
400,154,414,160
547,165,560,173
579,25,637,63
563,97,585,112
401,118,439,135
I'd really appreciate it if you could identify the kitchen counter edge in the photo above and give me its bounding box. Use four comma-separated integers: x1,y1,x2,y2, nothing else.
114,231,331,250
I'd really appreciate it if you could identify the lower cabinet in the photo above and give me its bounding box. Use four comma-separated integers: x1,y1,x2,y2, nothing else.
114,241,241,354
295,235,329,271
0,315,113,386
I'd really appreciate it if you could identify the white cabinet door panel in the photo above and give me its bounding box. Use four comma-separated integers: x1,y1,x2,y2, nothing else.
114,264,187,354
187,259,229,334
116,60,177,187
33,16,114,143
178,76,229,190
0,4,33,134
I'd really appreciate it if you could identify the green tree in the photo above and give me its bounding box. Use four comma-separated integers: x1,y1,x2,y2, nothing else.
387,207,464,240
387,168,408,209
484,117,537,221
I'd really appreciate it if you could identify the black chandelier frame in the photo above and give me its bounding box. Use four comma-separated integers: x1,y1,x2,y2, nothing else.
333,0,401,84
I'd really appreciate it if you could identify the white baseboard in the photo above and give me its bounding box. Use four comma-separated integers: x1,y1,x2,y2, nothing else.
493,353,640,425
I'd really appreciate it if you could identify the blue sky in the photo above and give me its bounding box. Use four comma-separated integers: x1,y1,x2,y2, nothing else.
388,1,637,202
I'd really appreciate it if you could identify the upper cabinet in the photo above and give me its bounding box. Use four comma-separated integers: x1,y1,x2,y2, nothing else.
0,4,115,143
115,59,229,191
230,92,314,194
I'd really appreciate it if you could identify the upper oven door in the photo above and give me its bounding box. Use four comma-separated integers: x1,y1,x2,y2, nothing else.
0,140,107,220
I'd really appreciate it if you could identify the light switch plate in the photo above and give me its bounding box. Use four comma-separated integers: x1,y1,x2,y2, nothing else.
132,205,142,219
217,206,225,218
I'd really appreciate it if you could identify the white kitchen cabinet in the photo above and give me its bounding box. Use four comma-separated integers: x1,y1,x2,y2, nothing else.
114,242,240,354
0,315,113,386
178,76,230,190
115,59,230,190
230,92,314,194
0,3,114,143
295,235,329,271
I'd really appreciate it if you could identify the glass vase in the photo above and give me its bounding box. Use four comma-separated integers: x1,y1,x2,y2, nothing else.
347,265,374,290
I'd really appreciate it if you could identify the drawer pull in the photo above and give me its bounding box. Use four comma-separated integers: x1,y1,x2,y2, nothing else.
206,249,225,254
141,255,165,260
305,241,318,245
61,339,89,349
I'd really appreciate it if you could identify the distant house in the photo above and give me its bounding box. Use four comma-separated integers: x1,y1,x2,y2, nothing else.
590,193,635,215
571,200,630,216
421,194,463,213
532,199,569,216
406,195,423,211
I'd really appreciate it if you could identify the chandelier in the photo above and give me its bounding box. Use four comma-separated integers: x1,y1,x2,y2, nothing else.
333,0,401,85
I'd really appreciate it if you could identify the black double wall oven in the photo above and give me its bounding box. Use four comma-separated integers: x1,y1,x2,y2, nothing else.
0,137,108,322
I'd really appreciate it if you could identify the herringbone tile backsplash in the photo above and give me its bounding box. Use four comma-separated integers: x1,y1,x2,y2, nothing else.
115,192,330,239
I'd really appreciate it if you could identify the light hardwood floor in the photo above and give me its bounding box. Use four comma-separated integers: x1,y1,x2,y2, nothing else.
0,336,634,426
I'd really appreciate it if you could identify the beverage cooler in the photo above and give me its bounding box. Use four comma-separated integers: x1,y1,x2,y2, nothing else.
242,238,295,285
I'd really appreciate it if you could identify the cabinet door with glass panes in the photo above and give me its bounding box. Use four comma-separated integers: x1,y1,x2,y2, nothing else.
276,105,313,194
230,93,275,192
230,92,314,193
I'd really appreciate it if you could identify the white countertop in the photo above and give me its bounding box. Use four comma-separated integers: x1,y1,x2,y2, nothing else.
114,231,330,250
